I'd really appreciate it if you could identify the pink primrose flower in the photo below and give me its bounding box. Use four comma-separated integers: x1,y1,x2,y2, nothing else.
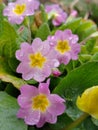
17,79,65,127
3,0,39,24
48,29,81,65
16,38,59,82
45,4,67,26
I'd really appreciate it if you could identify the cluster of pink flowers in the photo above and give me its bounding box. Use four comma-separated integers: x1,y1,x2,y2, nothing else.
16,29,80,82
15,29,80,127
3,0,81,128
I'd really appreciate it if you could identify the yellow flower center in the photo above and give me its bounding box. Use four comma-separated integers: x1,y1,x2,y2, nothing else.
13,4,26,15
29,52,46,69
55,40,71,54
32,94,50,112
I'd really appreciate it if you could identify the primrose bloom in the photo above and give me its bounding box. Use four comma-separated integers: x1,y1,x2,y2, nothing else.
48,29,80,65
17,79,65,127
16,38,59,82
76,86,98,119
3,0,39,24
45,4,67,26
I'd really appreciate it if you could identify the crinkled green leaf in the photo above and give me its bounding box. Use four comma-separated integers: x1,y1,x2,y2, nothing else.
0,92,27,130
8,57,19,72
0,57,26,89
0,20,18,58
85,38,96,53
91,53,98,61
54,61,98,121
75,20,97,42
79,54,92,63
84,117,98,130
35,22,50,40
0,3,4,35
91,118,98,127
40,4,48,23
49,113,73,130
52,18,82,34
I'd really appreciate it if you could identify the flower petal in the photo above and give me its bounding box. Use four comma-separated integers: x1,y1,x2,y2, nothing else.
24,110,40,125
38,79,50,95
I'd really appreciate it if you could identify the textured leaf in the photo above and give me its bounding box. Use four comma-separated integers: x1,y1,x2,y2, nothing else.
52,18,82,34
0,57,26,89
0,21,18,58
54,61,98,120
0,92,27,130
84,117,98,130
40,4,48,23
91,53,98,61
36,22,50,40
85,38,96,53
49,113,73,130
75,20,97,41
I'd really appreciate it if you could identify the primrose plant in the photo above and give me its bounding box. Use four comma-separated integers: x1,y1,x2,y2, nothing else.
1,0,98,130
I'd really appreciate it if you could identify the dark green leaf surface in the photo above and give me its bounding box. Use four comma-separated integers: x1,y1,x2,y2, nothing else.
54,62,98,120
0,21,18,58
0,92,27,130
36,23,50,40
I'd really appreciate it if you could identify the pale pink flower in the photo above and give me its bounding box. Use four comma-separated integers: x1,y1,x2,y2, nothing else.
17,79,65,127
16,38,59,82
3,0,39,24
48,29,80,65
45,4,67,26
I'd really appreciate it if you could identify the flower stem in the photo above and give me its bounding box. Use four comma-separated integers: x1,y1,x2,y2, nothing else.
62,113,89,130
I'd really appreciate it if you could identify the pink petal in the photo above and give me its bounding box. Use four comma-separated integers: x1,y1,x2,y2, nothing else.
36,113,46,128
24,110,40,125
20,85,38,97
48,102,65,116
18,95,31,108
45,112,57,124
17,108,28,118
38,79,50,95
47,94,65,115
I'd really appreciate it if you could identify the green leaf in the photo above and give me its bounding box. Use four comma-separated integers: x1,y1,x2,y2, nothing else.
0,21,18,58
90,31,98,38
8,57,19,72
35,23,50,40
54,61,98,120
79,54,92,63
40,4,48,23
49,113,73,130
5,84,20,97
28,126,36,130
52,18,82,34
0,57,26,90
0,92,27,130
0,3,4,35
84,117,98,130
91,53,98,61
91,118,98,127
85,38,96,53
75,20,97,42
